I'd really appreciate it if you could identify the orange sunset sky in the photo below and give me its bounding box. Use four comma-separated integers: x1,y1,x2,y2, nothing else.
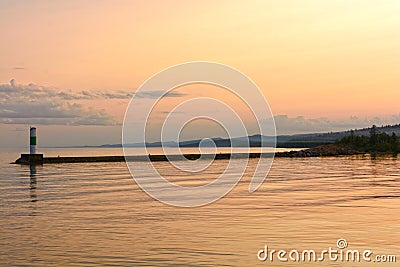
1,0,399,147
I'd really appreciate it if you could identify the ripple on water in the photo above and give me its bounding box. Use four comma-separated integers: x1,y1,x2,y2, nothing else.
0,154,399,266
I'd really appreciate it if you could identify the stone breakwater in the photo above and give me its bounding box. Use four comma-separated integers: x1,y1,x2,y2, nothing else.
275,144,364,157
13,153,274,165
14,145,367,165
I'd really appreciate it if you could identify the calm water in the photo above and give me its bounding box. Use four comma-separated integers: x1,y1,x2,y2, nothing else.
0,148,399,266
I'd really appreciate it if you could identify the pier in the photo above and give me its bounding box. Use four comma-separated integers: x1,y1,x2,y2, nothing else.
14,152,275,165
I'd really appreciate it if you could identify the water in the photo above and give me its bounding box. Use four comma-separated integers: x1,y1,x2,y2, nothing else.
0,149,399,266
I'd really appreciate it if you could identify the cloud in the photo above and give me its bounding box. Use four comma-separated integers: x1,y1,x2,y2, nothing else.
134,90,186,99
0,80,189,126
5,79,397,132
0,80,134,101
0,80,187,126
268,114,400,134
0,80,123,125
10,78,16,87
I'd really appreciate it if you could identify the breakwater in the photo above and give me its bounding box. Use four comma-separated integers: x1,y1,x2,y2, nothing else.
13,152,275,165
13,144,370,165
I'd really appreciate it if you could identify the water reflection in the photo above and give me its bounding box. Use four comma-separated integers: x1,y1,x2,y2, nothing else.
370,153,399,160
1,155,399,266
29,164,37,202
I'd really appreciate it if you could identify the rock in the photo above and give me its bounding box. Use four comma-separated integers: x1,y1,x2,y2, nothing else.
275,144,364,158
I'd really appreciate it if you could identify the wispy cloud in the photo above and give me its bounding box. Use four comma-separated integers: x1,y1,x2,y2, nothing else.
134,90,186,99
0,80,187,126
0,80,129,125
269,114,400,134
1,79,134,100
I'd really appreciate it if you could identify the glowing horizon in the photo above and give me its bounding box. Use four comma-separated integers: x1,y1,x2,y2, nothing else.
1,0,399,147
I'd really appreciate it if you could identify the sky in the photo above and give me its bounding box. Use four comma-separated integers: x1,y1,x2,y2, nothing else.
1,0,400,148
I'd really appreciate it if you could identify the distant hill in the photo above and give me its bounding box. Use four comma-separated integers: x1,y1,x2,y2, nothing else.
85,124,400,149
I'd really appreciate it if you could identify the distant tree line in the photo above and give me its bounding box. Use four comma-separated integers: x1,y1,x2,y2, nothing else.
336,125,400,153
316,123,400,138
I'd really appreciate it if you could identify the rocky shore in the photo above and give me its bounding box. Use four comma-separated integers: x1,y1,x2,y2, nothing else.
275,144,365,157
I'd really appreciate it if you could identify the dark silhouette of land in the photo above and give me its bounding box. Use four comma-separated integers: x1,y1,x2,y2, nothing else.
277,125,400,157
78,123,400,149
336,125,399,154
